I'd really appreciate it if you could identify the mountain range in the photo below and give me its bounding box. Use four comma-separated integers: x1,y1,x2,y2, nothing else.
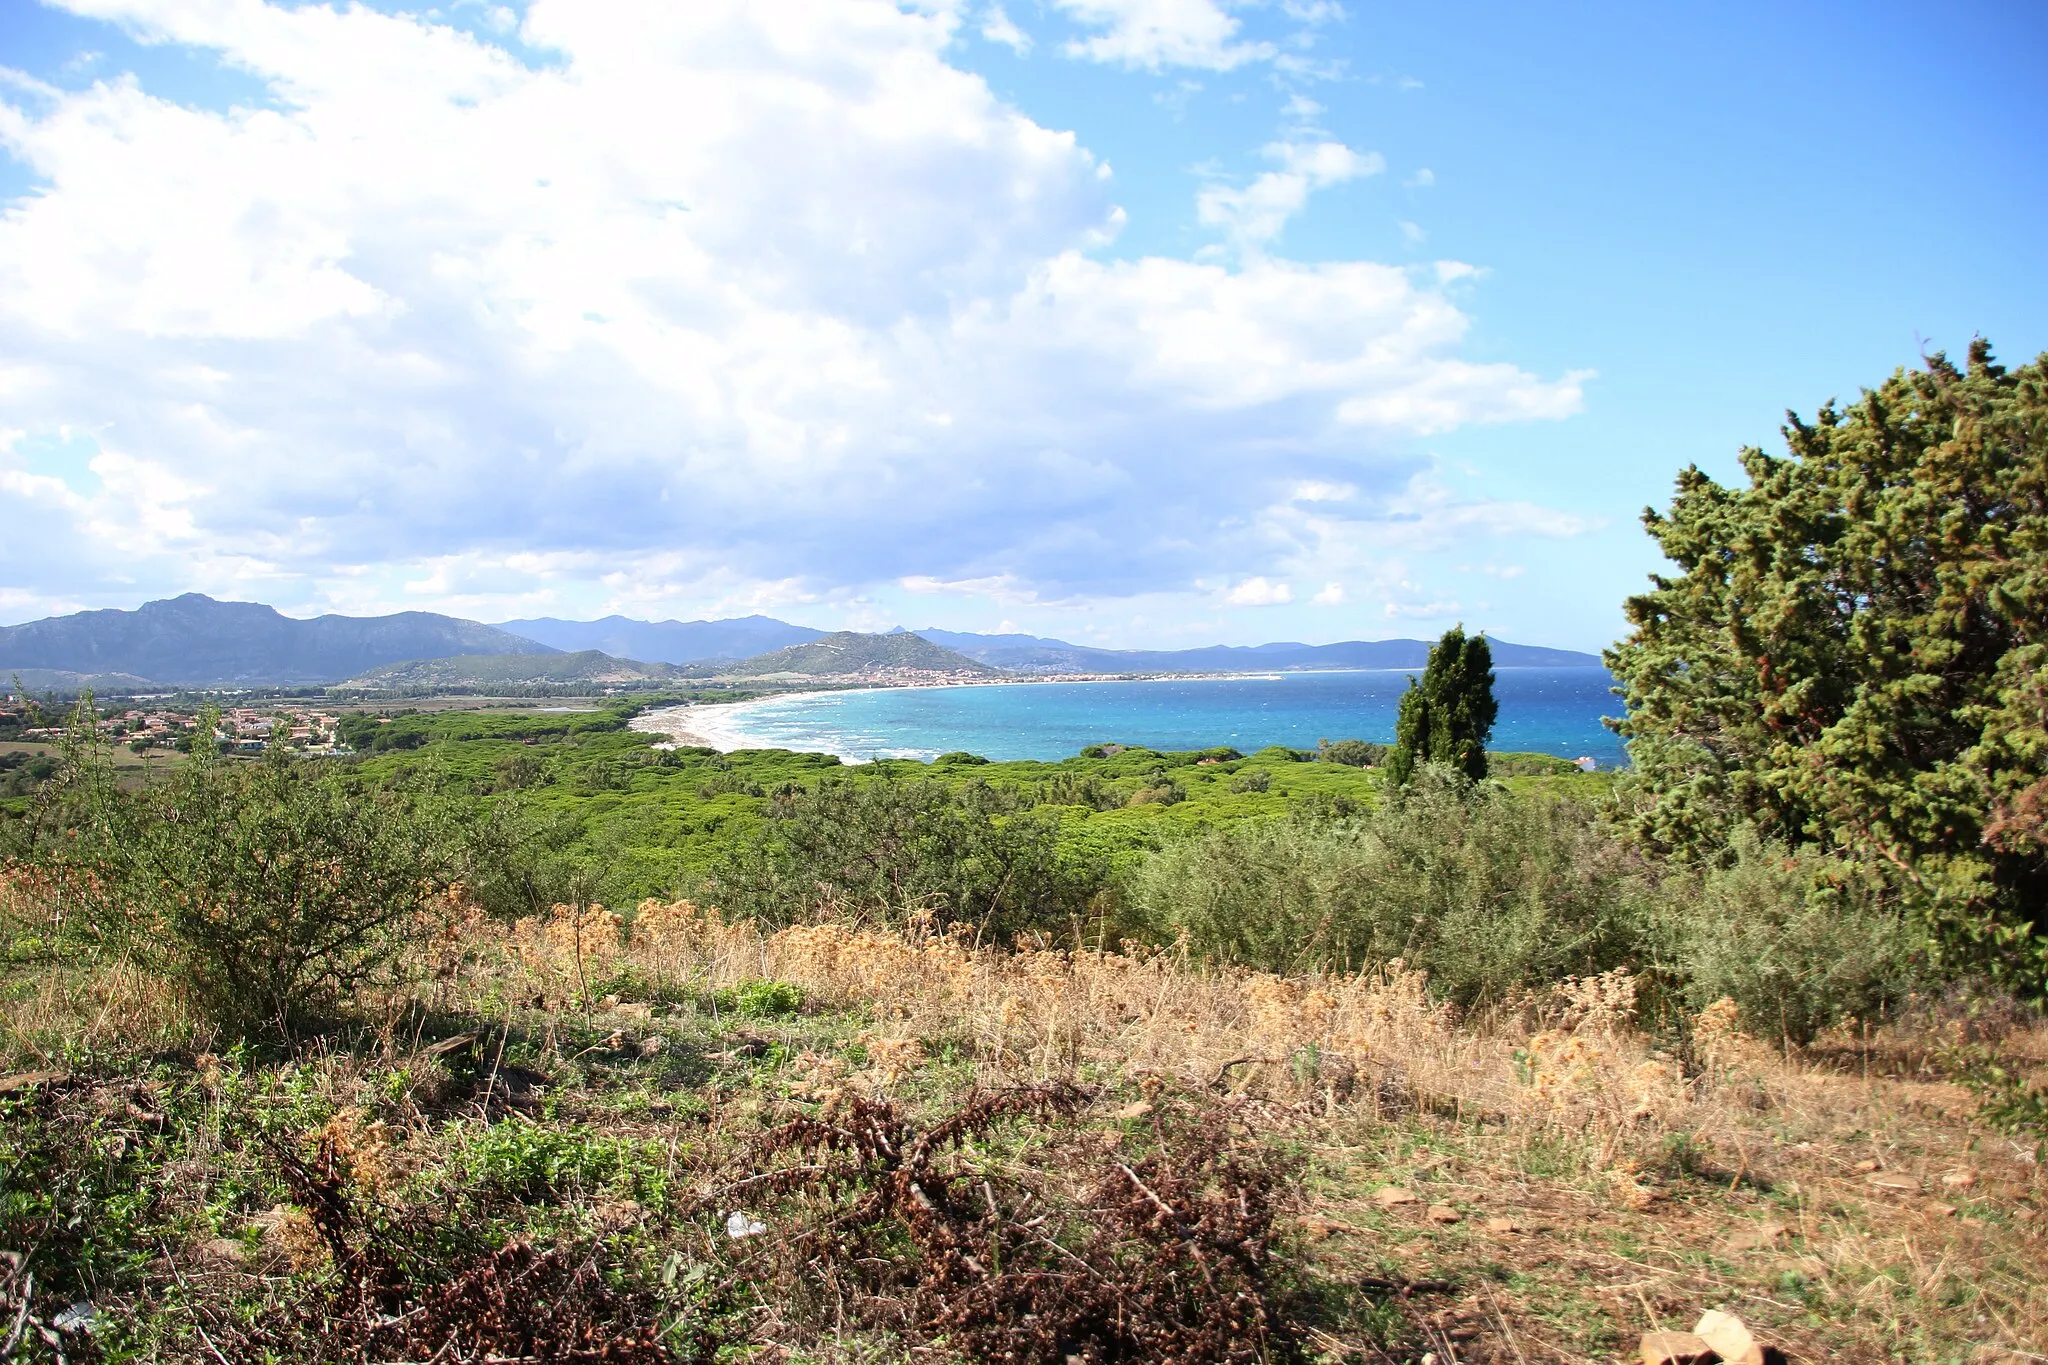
0,595,1602,689
0,594,546,687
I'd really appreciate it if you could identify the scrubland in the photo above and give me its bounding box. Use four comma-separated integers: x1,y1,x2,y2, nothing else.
2,879,2041,1363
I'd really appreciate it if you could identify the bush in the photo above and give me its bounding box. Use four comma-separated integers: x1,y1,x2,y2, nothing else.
1317,739,1384,768
1131,766,1655,1004
1660,827,1918,1045
706,777,1107,938
31,713,493,1035
1229,770,1272,794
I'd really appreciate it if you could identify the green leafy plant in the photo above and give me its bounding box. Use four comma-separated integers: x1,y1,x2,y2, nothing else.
718,978,804,1018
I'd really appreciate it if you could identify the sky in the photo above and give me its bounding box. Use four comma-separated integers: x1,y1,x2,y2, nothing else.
0,0,2042,652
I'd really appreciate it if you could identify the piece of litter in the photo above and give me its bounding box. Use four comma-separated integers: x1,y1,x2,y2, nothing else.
724,1210,767,1240
52,1302,99,1334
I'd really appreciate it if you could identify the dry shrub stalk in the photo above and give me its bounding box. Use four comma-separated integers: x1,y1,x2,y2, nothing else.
718,1085,1305,1364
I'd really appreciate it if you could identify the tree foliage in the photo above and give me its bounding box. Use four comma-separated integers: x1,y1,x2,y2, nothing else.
1607,340,2048,984
1386,626,1498,784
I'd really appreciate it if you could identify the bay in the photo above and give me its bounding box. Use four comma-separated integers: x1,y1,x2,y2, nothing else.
644,667,1626,767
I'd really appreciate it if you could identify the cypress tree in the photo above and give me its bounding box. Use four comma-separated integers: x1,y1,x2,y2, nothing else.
1387,625,1498,784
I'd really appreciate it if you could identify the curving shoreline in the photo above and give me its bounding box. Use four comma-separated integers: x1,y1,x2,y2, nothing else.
629,667,1625,768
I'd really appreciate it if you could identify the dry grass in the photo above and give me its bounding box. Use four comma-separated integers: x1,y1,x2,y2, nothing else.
469,900,2048,1362
3,888,2043,1361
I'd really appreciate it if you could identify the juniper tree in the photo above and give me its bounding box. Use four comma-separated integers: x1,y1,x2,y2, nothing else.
1606,340,2048,988
1386,626,1498,784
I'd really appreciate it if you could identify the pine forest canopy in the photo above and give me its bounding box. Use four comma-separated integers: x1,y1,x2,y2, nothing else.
1607,339,2048,985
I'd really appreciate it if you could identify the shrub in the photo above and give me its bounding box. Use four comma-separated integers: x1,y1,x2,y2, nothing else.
1130,766,1655,1005
1317,739,1384,768
32,712,493,1035
706,777,1106,937
1660,826,1919,1045
1229,770,1272,794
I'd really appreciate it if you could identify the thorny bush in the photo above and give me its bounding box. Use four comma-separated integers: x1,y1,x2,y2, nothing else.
715,1084,1310,1364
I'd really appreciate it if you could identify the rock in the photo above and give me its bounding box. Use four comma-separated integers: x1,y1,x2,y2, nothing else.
1113,1100,1152,1120
638,1035,667,1058
1485,1216,1522,1234
1722,1220,1789,1253
1426,1204,1462,1224
1941,1169,1978,1190
1638,1330,1715,1364
1864,1172,1919,1192
1852,1159,1879,1173
1694,1308,1765,1365
1373,1185,1421,1207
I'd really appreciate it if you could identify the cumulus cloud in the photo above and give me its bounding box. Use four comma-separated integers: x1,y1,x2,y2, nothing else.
1197,139,1380,248
0,0,1586,622
1053,0,1274,71
980,4,1032,53
1224,576,1293,605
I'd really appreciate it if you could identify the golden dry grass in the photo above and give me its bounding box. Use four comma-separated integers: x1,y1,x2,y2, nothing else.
465,900,2048,1363
2,882,2042,1362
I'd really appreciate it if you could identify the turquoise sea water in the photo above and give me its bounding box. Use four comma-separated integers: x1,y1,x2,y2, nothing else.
653,668,1627,767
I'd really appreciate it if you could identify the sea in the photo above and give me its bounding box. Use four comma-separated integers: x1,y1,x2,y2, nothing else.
638,667,1628,768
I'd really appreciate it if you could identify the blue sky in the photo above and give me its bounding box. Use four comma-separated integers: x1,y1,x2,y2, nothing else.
0,0,2041,651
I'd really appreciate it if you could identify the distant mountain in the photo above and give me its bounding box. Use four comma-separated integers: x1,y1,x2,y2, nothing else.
338,650,687,689
724,631,998,678
0,594,552,687
911,629,1600,673
493,614,824,664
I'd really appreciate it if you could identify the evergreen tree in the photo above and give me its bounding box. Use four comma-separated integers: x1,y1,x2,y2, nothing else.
1387,626,1498,784
1607,340,2048,986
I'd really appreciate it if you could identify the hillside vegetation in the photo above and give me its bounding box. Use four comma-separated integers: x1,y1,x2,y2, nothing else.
339,650,690,690
721,630,998,677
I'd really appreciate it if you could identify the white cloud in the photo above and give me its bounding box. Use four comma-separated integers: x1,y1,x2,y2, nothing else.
980,4,1032,53
0,0,1586,622
1196,139,1380,248
1404,167,1434,188
1312,580,1345,604
1398,219,1426,245
1054,0,1274,71
1224,576,1293,605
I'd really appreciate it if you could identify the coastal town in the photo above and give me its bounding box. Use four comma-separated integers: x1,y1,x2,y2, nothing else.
1,697,346,754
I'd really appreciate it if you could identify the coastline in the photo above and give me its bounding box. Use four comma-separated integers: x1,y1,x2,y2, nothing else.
629,669,1307,755
632,664,1621,765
